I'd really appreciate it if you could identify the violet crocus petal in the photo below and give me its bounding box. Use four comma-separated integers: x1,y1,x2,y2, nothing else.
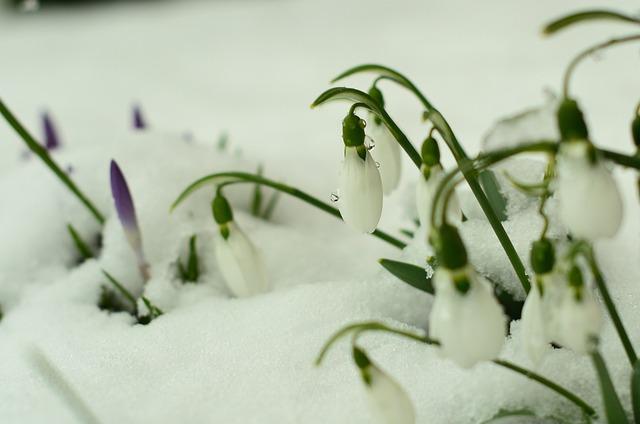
41,111,60,150
110,160,140,236
132,104,146,130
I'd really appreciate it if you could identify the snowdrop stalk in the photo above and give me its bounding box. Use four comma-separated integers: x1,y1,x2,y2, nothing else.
337,110,383,233
41,111,60,150
367,85,401,195
352,346,415,424
110,160,150,281
212,193,267,297
428,224,506,368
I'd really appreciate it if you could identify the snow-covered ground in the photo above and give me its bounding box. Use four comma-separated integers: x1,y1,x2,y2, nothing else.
0,0,639,423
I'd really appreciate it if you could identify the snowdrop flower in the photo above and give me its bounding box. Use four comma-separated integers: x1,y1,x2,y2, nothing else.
555,265,602,354
41,111,60,151
337,111,383,233
556,140,622,239
416,137,461,228
353,346,415,424
110,160,150,281
555,98,622,239
367,85,401,195
212,194,267,297
428,225,506,368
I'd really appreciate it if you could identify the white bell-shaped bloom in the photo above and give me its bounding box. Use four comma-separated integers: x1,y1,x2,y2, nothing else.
214,222,267,297
428,266,506,368
556,288,602,354
338,146,383,233
368,118,402,195
415,165,461,229
356,351,415,424
521,281,548,365
556,141,623,239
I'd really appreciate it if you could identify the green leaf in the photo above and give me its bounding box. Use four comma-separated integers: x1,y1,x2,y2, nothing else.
480,409,534,423
379,259,433,294
481,409,568,423
478,170,508,221
67,224,94,261
311,87,422,167
261,191,281,220
591,351,630,424
632,360,640,423
251,165,264,217
543,10,640,35
102,270,137,311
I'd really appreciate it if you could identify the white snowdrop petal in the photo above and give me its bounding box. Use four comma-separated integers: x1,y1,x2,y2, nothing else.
521,283,548,365
366,365,416,424
557,290,602,354
415,166,461,229
557,142,623,239
338,147,383,233
369,120,402,195
214,223,267,297
428,268,506,368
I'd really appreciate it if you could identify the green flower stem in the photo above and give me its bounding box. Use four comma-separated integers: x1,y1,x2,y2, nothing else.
172,172,406,249
330,65,532,293
492,359,597,418
584,246,638,365
562,34,640,97
317,320,596,418
543,9,640,36
590,350,630,423
0,99,105,225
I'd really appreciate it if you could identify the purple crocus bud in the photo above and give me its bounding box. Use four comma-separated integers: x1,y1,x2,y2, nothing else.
132,104,146,130
110,160,150,281
41,111,60,151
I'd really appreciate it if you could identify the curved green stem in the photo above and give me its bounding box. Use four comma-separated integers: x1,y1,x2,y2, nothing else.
0,99,105,224
331,64,532,292
543,9,640,36
317,320,596,418
172,172,406,249
562,33,640,97
584,246,637,365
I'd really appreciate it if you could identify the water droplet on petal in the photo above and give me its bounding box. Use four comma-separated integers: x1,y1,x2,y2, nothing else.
330,193,339,203
375,161,380,168
366,136,375,150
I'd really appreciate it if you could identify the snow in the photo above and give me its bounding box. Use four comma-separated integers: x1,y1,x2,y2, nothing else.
0,0,639,423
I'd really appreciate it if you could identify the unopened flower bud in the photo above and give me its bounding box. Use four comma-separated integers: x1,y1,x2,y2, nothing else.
530,238,555,275
421,137,440,167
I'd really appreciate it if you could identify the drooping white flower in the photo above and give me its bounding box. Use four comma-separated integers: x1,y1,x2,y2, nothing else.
368,116,402,195
556,140,623,239
214,221,268,298
353,347,415,424
428,266,506,368
338,146,383,233
556,286,602,354
415,164,462,229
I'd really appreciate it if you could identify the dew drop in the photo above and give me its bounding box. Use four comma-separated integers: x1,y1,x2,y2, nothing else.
366,136,375,150
330,193,339,203
375,162,380,168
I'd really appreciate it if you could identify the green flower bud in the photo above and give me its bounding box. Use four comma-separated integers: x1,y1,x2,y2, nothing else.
632,113,640,148
212,194,233,226
421,137,440,167
530,238,555,275
368,85,385,108
557,98,589,141
435,224,468,270
342,112,366,147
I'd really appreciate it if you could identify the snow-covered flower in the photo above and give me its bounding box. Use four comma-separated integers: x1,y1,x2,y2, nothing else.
428,224,506,368
41,111,60,151
416,137,461,228
212,194,267,297
554,266,602,354
110,160,150,281
353,346,415,424
556,140,623,239
366,85,401,195
337,112,383,233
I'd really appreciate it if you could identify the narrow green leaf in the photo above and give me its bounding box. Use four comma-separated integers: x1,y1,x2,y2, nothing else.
186,235,199,282
543,10,640,35
102,270,137,310
67,224,94,261
399,228,415,238
251,165,264,216
478,170,508,221
632,360,640,423
261,191,281,220
591,351,630,424
480,409,534,423
0,99,105,224
379,259,433,294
